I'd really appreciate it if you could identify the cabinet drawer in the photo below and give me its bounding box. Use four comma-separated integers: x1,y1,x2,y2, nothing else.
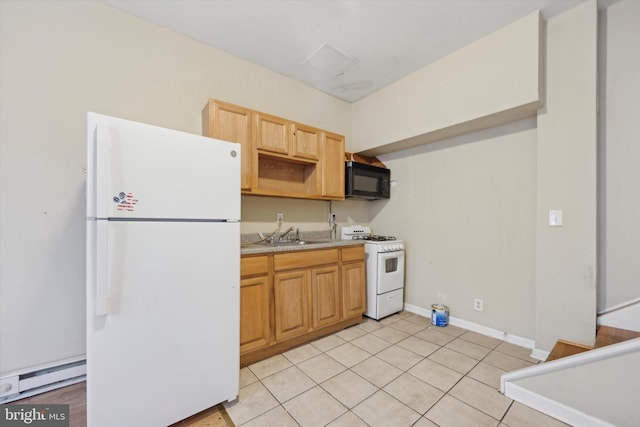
274,249,338,271
241,255,269,277
342,245,365,262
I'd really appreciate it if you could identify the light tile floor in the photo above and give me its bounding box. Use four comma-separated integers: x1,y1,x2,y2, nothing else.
225,312,569,427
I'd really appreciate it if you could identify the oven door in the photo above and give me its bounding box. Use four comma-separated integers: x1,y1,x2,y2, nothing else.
377,250,405,294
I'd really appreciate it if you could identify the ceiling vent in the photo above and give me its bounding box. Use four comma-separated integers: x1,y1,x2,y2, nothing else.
303,43,357,79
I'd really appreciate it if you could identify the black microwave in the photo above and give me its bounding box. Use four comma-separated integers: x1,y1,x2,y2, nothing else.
345,161,391,200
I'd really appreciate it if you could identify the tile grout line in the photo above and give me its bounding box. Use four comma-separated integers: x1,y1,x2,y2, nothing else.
238,314,541,427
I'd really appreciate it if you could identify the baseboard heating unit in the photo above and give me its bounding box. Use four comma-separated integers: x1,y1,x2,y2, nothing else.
0,359,86,403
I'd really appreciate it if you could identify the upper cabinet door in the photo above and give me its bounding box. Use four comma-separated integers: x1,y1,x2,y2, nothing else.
255,112,289,155
203,99,345,200
204,100,253,191
291,123,320,161
322,132,345,199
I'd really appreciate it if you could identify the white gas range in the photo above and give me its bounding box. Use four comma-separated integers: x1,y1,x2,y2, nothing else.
341,225,405,320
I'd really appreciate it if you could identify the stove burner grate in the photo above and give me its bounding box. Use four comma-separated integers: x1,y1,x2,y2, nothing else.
351,235,396,241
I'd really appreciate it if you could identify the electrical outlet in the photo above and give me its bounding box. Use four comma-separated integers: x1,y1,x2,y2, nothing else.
276,213,284,224
474,298,483,312
328,212,336,223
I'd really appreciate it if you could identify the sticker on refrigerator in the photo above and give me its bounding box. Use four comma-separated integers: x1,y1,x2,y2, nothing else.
113,192,139,212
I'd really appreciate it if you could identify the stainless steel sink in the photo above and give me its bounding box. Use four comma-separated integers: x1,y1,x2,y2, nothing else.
260,239,332,246
296,240,333,245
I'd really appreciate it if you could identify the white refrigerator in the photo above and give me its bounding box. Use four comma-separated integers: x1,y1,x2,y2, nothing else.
86,112,240,426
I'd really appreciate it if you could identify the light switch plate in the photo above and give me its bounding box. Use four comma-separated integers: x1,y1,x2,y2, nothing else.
549,210,563,226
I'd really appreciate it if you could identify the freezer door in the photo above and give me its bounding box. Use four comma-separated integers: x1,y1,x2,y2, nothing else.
87,220,239,426
87,112,240,220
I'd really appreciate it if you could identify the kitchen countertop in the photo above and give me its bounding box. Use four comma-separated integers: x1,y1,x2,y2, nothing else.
240,229,365,255
241,239,363,255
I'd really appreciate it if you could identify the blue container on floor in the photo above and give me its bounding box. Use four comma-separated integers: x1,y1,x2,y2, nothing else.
431,304,449,327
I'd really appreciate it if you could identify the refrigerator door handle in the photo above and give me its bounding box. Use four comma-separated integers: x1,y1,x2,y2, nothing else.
95,221,110,316
95,123,111,219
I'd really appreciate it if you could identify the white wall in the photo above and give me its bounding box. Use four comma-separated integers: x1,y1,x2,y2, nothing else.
0,0,352,376
599,0,640,312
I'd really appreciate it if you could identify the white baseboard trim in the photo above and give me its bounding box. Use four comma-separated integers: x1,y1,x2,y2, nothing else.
501,337,640,387
597,300,640,331
530,348,551,361
403,303,542,359
503,381,616,427
403,302,432,319
500,338,640,426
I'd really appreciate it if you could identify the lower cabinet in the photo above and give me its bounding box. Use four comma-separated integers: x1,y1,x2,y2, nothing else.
342,261,366,318
240,275,271,353
341,246,367,318
239,256,271,355
311,266,341,329
240,245,365,366
274,270,310,341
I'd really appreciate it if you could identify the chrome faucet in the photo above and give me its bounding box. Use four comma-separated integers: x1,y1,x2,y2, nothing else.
279,226,295,240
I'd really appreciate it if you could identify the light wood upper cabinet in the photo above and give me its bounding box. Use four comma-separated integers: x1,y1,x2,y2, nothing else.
202,100,253,190
291,123,320,161
321,132,345,199
257,116,320,162
255,112,289,156
203,98,345,200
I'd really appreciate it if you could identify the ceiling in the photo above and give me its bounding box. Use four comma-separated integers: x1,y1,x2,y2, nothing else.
102,0,587,103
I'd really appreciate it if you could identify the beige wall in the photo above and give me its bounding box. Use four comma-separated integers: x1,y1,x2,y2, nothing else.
241,196,371,235
375,120,537,338
535,1,598,350
354,2,602,351
600,0,640,312
351,9,544,341
351,11,542,155
0,0,352,375
1,0,635,376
